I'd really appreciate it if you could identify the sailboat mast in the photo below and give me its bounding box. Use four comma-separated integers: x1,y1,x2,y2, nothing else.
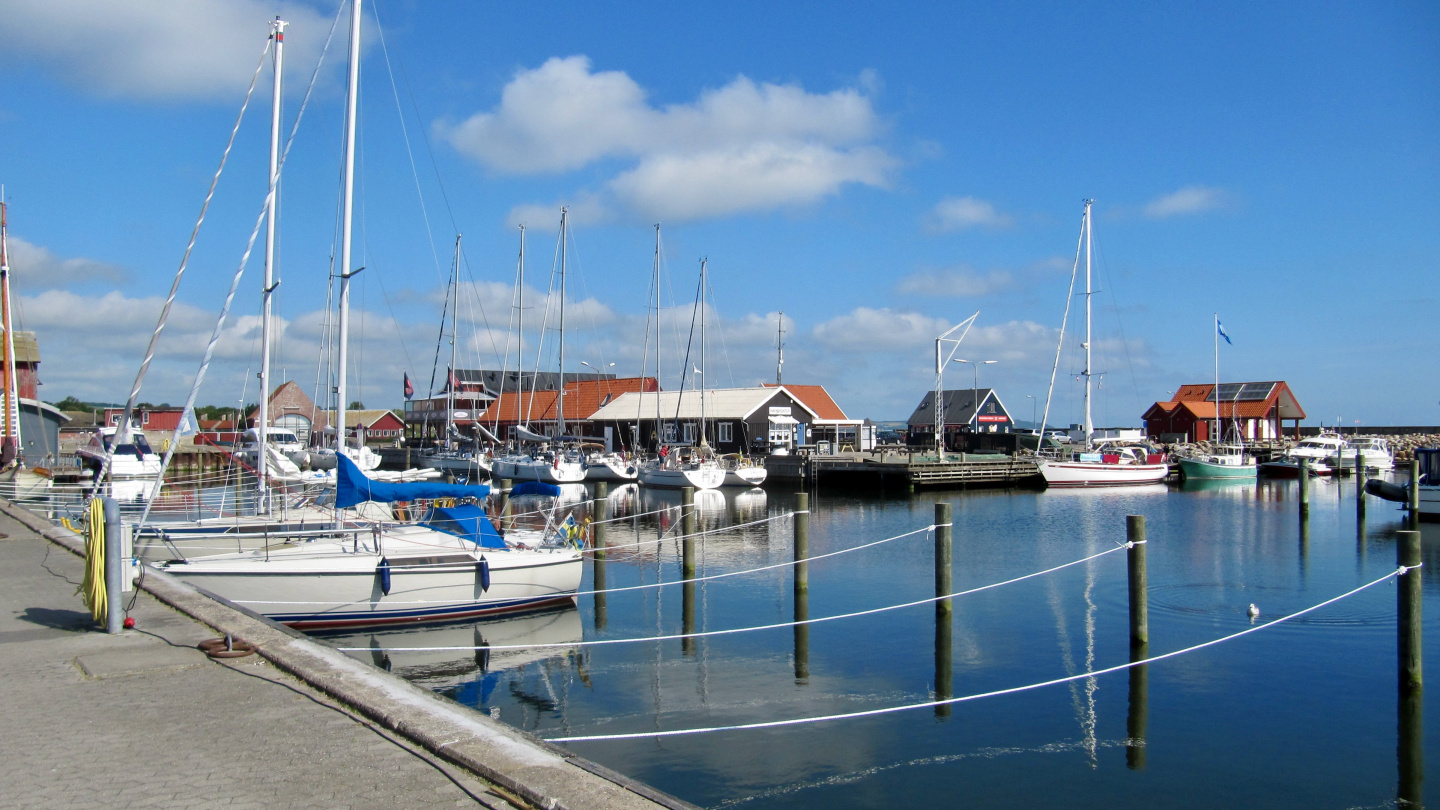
257,16,286,500
1213,312,1220,444
776,311,784,385
445,235,461,449
653,225,662,450
334,0,360,526
515,225,525,434
699,258,707,446
1083,198,1094,448
0,199,19,457
556,208,567,436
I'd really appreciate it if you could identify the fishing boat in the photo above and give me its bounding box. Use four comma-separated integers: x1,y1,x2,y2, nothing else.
1034,201,1169,488
1176,315,1257,480
153,454,583,629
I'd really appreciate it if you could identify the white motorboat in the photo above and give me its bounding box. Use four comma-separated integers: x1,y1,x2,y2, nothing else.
720,454,767,487
584,451,638,482
1034,201,1169,488
1258,456,1330,477
154,455,583,629
77,425,164,480
1344,437,1394,472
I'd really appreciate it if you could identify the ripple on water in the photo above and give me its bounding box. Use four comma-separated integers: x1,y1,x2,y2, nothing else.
1146,582,1394,628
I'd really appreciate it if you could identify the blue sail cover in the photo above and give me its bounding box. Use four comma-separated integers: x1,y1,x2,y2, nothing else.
422,503,507,550
335,453,490,508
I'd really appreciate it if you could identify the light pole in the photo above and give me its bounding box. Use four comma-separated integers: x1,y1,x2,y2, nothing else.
580,361,615,375
1026,394,1035,431
954,359,998,432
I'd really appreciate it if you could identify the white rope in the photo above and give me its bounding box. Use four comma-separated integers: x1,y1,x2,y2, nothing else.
338,542,1129,653
235,522,935,605
545,566,1410,742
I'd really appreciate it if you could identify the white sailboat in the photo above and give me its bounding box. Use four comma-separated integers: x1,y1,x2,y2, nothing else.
1176,316,1257,480
1036,200,1170,488
638,256,724,490
494,209,585,484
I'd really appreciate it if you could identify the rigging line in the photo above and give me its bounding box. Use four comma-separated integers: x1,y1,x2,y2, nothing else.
705,276,737,389
546,566,1410,742
1039,210,1085,445
672,269,703,428
243,516,926,606
1090,230,1145,420
458,243,505,369
109,36,270,484
386,7,458,233
370,1,447,288
340,541,1128,653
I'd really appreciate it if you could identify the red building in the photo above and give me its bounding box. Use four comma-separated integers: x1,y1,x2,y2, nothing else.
1143,381,1306,442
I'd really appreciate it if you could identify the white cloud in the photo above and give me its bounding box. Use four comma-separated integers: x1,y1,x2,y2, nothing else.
5,235,127,287
0,0,337,101
927,196,1013,232
895,266,1014,297
811,307,952,353
443,55,894,221
1143,186,1227,219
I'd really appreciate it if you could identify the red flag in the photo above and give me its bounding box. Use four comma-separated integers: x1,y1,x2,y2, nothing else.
403,372,414,399
449,368,461,392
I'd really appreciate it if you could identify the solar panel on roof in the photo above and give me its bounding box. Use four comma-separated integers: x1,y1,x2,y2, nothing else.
1213,382,1277,402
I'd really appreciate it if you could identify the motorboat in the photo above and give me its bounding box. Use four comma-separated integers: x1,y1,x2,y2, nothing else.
153,454,583,629
1344,437,1394,472
1364,447,1437,520
1258,456,1330,477
76,424,164,480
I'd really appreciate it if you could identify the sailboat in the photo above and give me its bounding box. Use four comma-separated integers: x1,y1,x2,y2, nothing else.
1176,317,1257,480
0,198,52,498
637,257,724,490
492,209,586,484
154,2,582,627
419,235,492,479
1035,200,1170,488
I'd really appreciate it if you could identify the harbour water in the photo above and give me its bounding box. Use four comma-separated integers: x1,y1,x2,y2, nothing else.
306,477,1437,809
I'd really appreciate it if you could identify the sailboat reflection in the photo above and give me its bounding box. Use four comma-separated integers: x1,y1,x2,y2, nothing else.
322,607,583,691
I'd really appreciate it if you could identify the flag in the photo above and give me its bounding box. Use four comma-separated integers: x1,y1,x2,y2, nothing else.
448,367,461,392
176,406,197,437
1217,320,1232,345
403,372,413,400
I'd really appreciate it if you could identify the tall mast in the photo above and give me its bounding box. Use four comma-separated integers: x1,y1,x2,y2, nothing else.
257,16,286,503
694,257,699,443
0,197,20,459
445,235,461,449
776,311,784,385
1213,312,1220,444
556,208,567,436
334,0,360,527
653,224,662,449
1083,198,1094,449
515,225,525,431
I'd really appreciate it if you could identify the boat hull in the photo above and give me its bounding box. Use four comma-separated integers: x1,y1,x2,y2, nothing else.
585,457,638,482
498,458,587,484
638,464,725,490
1177,457,1258,480
1037,459,1170,487
723,466,768,487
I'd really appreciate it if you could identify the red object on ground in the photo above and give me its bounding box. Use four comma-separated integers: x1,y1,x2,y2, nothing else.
123,617,136,629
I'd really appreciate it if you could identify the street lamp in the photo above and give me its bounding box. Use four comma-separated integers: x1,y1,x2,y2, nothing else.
953,359,998,431
1026,394,1035,431
580,361,615,374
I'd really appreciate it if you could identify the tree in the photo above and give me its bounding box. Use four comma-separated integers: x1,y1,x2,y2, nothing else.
348,401,365,411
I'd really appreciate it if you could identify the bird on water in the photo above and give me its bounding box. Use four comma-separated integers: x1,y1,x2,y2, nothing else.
1247,603,1260,622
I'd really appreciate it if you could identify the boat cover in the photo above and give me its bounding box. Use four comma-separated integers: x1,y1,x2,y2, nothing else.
510,481,562,497
421,503,507,549
335,453,489,508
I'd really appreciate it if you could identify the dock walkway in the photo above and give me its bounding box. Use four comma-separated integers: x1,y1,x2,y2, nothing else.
799,451,1041,490
0,500,690,810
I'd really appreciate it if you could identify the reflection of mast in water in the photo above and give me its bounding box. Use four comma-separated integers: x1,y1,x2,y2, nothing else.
1044,515,1101,769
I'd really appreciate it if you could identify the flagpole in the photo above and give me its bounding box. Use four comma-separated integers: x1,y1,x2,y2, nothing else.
1214,313,1219,445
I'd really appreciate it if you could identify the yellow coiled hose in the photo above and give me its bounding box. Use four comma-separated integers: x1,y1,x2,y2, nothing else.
79,498,107,625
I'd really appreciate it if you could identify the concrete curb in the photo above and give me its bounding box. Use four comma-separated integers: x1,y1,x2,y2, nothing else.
2,498,694,810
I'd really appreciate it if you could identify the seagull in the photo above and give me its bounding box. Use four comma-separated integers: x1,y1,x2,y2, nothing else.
1247,603,1260,620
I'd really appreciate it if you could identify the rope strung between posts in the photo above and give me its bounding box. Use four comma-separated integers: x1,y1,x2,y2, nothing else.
544,565,1413,742
236,518,930,606
337,541,1132,653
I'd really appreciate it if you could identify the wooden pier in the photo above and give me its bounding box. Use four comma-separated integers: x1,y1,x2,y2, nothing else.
771,450,1041,490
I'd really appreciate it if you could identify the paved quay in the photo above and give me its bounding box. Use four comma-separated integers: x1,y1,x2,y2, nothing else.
0,500,689,810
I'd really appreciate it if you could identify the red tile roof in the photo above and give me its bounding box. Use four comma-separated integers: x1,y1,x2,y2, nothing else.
483,377,658,423
763,383,849,421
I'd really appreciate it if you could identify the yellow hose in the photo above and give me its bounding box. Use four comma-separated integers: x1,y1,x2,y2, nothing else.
79,498,106,625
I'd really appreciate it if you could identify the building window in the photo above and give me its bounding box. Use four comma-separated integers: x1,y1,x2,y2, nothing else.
718,422,733,443
682,422,696,443
663,423,677,443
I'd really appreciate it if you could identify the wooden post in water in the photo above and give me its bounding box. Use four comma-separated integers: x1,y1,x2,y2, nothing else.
1126,645,1149,770
1398,670,1424,808
682,580,696,656
1298,458,1310,518
1398,529,1422,691
1127,515,1148,648
1408,459,1421,529
1355,452,1367,520
794,492,810,593
498,478,512,531
681,486,696,579
592,481,608,631
793,587,809,682
934,502,953,718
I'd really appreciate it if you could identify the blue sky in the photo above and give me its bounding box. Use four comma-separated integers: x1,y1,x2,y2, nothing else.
0,1,1435,427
